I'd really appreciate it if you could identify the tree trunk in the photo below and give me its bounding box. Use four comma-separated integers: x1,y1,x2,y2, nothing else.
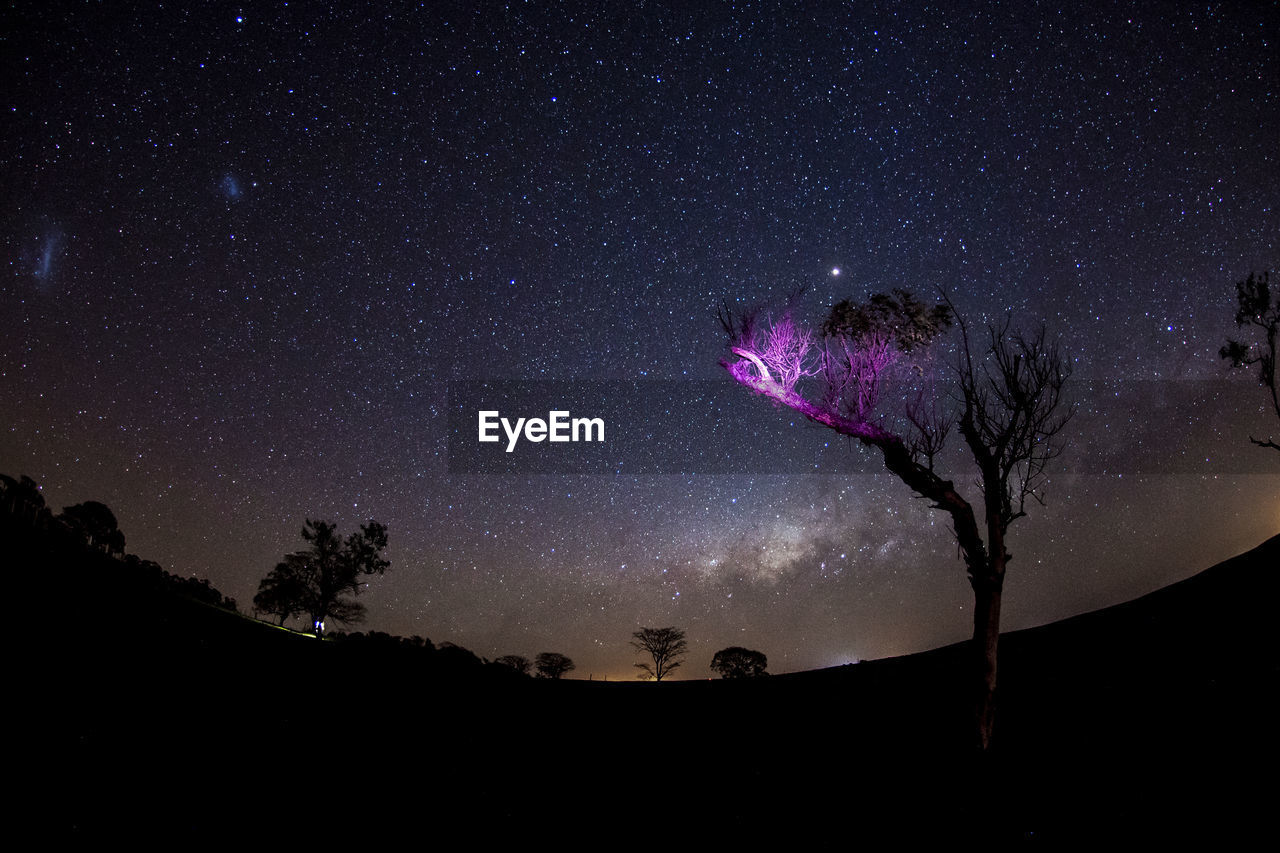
970,571,1004,751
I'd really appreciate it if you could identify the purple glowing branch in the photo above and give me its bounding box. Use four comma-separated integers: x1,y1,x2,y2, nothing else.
725,345,898,444
731,346,775,385
722,304,905,443
759,314,819,393
818,329,897,420
728,313,819,394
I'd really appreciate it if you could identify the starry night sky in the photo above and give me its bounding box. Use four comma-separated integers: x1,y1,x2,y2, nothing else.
3,1,1277,679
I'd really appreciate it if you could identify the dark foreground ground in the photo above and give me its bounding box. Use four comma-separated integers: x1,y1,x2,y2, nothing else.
21,531,1279,842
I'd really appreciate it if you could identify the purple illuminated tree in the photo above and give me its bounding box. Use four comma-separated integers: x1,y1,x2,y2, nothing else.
720,291,1071,751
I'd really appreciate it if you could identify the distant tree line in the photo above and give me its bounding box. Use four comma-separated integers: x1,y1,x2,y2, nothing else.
631,626,769,680
2,474,127,555
493,634,773,682
1,472,237,611
490,652,577,678
6,472,779,683
321,632,581,682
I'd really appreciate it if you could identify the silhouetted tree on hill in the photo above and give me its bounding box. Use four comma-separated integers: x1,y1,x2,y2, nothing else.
0,474,50,526
254,519,390,635
495,655,532,676
720,291,1072,750
330,630,435,655
534,652,575,679
436,641,484,670
1221,269,1279,451
58,501,125,556
253,556,310,625
2,473,237,614
632,626,688,681
710,646,769,679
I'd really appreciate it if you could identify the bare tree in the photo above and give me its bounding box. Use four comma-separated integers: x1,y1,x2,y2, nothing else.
720,291,1071,750
631,626,688,681
1221,269,1279,451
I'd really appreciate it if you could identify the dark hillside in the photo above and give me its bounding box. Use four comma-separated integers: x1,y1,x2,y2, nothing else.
19,517,1277,842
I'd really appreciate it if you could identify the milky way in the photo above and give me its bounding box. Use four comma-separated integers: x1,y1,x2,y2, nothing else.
2,1,1277,678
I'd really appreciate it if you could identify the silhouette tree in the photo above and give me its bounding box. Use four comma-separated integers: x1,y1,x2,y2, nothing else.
0,474,50,526
58,501,126,556
534,652,575,679
254,519,390,635
720,291,1071,750
710,646,769,679
631,626,688,681
495,654,532,676
1220,269,1279,451
253,555,310,626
